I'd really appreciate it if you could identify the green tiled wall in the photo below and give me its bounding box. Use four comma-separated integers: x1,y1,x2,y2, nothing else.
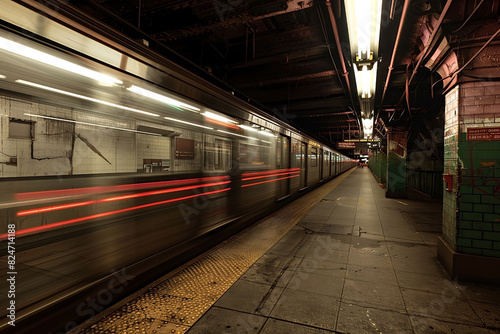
368,150,387,186
387,151,406,193
456,134,500,257
443,82,500,258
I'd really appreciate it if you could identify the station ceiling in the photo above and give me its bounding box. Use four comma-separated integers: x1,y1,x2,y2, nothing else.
66,0,500,148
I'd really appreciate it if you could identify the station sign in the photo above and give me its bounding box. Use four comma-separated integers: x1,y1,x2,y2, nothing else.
466,127,500,141
337,138,380,150
344,139,381,142
337,142,356,149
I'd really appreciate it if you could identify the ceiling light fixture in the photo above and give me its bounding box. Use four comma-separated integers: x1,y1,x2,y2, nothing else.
344,0,383,63
344,0,382,139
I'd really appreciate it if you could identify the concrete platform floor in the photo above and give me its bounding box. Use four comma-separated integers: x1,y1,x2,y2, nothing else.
74,168,500,334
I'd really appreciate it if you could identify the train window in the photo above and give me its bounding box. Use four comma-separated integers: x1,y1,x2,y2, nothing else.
276,136,282,168
203,135,231,171
276,135,290,169
214,138,231,170
281,136,290,169
311,147,318,167
291,140,300,169
239,142,270,167
9,119,34,140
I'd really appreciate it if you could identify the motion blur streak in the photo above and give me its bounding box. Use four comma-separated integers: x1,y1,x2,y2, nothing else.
2,188,230,240
16,181,230,216
17,201,96,216
242,174,299,188
242,168,300,177
242,171,300,181
205,118,240,129
15,176,229,201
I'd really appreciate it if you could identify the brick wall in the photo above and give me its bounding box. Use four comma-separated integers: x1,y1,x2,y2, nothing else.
443,82,500,257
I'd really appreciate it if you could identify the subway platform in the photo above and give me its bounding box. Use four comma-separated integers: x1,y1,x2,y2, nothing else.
71,167,500,334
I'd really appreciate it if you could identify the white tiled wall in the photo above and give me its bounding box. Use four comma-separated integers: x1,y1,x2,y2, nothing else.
136,132,171,171
1,94,217,177
0,95,139,177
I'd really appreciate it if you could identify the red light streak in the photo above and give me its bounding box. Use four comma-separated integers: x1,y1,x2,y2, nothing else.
17,201,95,216
242,174,299,188
16,181,230,217
1,188,230,240
101,181,229,202
242,168,300,177
15,176,229,201
242,171,300,182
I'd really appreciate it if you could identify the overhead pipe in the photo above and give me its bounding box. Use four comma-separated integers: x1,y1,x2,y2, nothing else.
407,0,454,92
389,0,397,20
440,26,500,93
325,0,359,129
395,0,454,110
452,0,486,33
299,111,354,118
376,0,410,122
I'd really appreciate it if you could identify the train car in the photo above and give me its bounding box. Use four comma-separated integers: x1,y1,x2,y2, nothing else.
0,1,357,333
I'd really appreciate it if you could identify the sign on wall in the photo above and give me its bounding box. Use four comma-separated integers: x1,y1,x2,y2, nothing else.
466,127,500,141
175,138,195,159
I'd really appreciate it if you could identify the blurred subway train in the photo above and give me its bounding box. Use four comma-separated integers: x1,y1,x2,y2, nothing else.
0,1,357,333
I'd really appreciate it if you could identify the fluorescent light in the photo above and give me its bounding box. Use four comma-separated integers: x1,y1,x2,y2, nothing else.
238,124,259,132
355,0,371,59
203,111,238,124
17,80,159,117
362,65,370,98
127,85,200,112
0,74,6,79
344,0,383,61
165,117,213,130
24,113,161,136
362,117,374,139
0,36,122,85
354,62,378,99
372,62,378,97
217,129,257,140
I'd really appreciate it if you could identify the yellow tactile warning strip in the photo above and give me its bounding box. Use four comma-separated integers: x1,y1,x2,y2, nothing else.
76,168,356,334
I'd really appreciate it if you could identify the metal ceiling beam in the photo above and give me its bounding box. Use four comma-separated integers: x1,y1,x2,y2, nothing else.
377,0,410,120
296,111,354,118
151,0,314,41
226,45,328,70
258,70,337,86
325,0,358,127
394,0,454,111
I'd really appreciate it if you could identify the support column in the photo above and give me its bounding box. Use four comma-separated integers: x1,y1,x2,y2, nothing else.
386,128,407,198
368,148,387,186
438,82,500,283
